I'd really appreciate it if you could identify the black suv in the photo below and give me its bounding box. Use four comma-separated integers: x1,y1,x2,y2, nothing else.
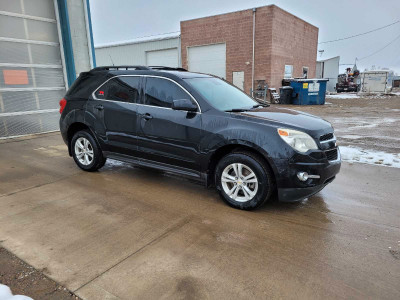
59,66,340,210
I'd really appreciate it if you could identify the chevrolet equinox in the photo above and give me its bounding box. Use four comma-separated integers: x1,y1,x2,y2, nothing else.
59,66,341,210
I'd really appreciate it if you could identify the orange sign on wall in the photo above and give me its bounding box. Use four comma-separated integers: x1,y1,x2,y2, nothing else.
3,70,29,85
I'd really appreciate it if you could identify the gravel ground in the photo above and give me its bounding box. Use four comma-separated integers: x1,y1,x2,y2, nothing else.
0,247,81,300
285,94,400,154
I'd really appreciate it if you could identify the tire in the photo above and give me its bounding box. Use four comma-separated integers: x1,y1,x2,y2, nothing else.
215,151,273,210
71,130,106,172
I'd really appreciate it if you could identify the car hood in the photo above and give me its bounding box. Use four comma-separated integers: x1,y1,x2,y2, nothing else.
234,107,332,136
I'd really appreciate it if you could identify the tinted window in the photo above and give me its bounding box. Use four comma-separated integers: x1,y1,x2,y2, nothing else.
184,77,257,111
144,77,190,108
95,77,140,103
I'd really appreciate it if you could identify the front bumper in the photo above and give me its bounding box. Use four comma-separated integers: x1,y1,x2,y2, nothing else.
274,149,341,202
278,182,330,203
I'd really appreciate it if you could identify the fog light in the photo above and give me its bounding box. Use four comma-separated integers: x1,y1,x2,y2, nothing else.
297,172,320,181
297,172,309,181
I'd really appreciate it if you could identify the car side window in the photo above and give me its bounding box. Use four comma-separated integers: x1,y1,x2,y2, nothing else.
95,77,140,103
144,77,192,108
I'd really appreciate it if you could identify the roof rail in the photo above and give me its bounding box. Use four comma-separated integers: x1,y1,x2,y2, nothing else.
91,66,151,71
149,66,187,71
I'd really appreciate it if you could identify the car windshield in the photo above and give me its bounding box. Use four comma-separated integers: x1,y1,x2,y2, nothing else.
185,77,258,111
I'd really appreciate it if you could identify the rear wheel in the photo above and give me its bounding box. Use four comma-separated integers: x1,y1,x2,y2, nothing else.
71,130,106,171
215,151,273,210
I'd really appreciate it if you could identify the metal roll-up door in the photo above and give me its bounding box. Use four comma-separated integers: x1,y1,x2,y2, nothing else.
0,0,67,139
146,48,179,68
187,43,226,79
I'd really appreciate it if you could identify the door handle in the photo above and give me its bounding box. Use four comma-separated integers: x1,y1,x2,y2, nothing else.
94,104,104,110
143,113,153,120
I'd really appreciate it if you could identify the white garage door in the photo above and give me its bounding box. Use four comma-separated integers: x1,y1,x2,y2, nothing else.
187,43,226,79
146,48,179,68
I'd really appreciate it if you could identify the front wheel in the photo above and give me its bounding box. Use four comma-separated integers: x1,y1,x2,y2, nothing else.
71,130,106,171
215,152,273,210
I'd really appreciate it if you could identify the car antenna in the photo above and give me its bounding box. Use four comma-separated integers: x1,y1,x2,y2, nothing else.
109,54,115,66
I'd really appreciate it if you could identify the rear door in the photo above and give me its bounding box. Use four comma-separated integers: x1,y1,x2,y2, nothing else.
88,76,141,156
136,76,202,171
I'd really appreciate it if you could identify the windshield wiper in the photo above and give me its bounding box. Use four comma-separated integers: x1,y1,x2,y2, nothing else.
225,104,269,112
252,103,270,108
225,108,250,112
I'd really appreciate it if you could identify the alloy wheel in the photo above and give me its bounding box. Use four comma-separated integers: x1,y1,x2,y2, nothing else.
221,163,258,202
74,137,94,166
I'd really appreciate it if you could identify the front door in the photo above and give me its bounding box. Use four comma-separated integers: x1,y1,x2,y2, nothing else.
136,77,202,171
232,71,244,91
88,76,141,156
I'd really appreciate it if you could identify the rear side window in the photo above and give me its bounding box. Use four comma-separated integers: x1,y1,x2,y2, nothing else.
95,76,140,103
67,72,107,99
144,77,190,108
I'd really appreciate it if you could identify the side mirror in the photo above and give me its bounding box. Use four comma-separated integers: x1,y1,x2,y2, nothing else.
172,99,198,112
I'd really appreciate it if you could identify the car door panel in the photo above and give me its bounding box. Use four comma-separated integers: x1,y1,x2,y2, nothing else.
136,77,202,171
87,76,141,156
137,106,202,170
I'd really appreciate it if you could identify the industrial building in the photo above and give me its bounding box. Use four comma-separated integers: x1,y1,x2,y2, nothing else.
0,0,96,139
316,56,340,92
95,32,181,68
181,5,318,92
96,5,318,93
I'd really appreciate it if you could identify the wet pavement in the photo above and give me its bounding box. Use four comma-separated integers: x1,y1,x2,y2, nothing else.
0,133,399,299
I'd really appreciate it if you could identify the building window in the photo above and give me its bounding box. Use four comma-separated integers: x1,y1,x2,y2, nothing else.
302,67,309,79
284,65,293,78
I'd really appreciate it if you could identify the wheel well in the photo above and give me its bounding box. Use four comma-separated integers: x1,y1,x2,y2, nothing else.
207,144,276,186
66,122,90,155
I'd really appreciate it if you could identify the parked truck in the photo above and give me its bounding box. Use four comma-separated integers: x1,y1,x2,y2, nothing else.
336,67,360,93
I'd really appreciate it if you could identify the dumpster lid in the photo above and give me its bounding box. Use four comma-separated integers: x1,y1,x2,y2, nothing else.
291,78,329,82
280,86,293,89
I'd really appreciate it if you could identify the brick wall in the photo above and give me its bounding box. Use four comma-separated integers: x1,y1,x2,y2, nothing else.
180,5,318,93
269,6,319,88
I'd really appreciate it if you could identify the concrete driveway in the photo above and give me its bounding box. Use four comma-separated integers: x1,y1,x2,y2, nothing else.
0,133,399,299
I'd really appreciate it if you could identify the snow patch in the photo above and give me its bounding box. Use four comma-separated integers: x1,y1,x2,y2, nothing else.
326,92,400,99
104,159,133,169
0,284,32,300
340,134,364,139
340,146,400,168
326,93,360,99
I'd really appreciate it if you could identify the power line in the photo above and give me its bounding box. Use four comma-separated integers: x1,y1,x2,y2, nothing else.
319,20,400,44
358,33,400,61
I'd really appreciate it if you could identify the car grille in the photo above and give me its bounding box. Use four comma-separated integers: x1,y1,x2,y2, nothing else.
325,148,338,161
320,133,334,141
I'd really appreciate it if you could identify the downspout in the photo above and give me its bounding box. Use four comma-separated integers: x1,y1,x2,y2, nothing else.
252,8,256,94
178,34,182,67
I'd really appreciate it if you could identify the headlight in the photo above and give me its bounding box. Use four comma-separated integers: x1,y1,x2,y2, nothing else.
277,128,318,153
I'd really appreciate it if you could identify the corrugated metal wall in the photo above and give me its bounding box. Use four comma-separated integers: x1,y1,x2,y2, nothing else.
316,56,339,92
95,37,181,67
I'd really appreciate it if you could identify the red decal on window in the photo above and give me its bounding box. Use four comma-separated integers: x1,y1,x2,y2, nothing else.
99,91,104,95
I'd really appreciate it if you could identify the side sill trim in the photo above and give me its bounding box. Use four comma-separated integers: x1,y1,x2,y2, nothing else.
103,151,205,182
